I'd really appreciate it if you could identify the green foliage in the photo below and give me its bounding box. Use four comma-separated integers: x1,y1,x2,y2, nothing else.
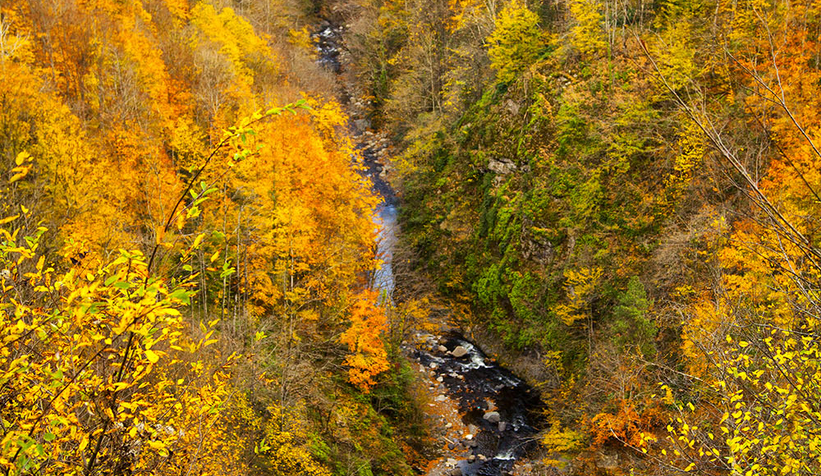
355,0,821,472
509,270,540,323
611,277,655,356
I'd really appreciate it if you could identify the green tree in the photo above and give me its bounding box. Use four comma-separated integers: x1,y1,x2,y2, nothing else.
612,277,655,356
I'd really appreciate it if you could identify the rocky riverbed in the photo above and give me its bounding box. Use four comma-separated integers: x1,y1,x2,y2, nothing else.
405,332,544,476
312,16,545,476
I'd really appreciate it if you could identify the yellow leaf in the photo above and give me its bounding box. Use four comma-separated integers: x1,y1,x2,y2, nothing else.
15,151,30,166
192,233,205,249
147,440,164,450
9,166,30,183
145,350,160,364
0,214,19,225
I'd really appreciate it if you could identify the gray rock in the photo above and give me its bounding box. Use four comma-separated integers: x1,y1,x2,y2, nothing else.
498,421,507,432
597,451,619,470
488,157,517,175
505,99,521,115
435,395,447,402
451,346,469,358
446,458,457,467
438,345,448,353
353,118,371,131
483,411,501,423
468,455,476,463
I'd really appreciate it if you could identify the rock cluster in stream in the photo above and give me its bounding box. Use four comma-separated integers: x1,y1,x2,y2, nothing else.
405,332,545,476
356,129,395,204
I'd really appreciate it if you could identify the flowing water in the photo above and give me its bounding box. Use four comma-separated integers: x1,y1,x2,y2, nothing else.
411,334,544,475
373,203,398,294
313,19,543,476
313,21,344,73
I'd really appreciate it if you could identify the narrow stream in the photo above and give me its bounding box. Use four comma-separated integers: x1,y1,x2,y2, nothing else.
412,334,543,476
313,19,543,476
372,203,398,295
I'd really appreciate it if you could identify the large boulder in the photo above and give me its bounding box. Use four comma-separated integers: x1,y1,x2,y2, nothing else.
488,157,516,175
451,346,469,358
483,411,501,423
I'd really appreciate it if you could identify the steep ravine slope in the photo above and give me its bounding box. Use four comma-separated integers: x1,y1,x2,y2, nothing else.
310,12,549,476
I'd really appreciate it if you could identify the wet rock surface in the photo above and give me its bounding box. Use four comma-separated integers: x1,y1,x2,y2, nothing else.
312,19,395,205
357,129,396,205
407,332,544,476
312,21,343,74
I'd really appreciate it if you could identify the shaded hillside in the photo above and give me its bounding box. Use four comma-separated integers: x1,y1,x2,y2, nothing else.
346,0,821,473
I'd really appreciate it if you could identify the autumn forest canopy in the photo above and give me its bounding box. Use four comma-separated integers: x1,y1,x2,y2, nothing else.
2,0,821,474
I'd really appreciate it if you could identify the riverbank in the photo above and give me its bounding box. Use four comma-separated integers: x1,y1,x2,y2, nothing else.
309,6,552,475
